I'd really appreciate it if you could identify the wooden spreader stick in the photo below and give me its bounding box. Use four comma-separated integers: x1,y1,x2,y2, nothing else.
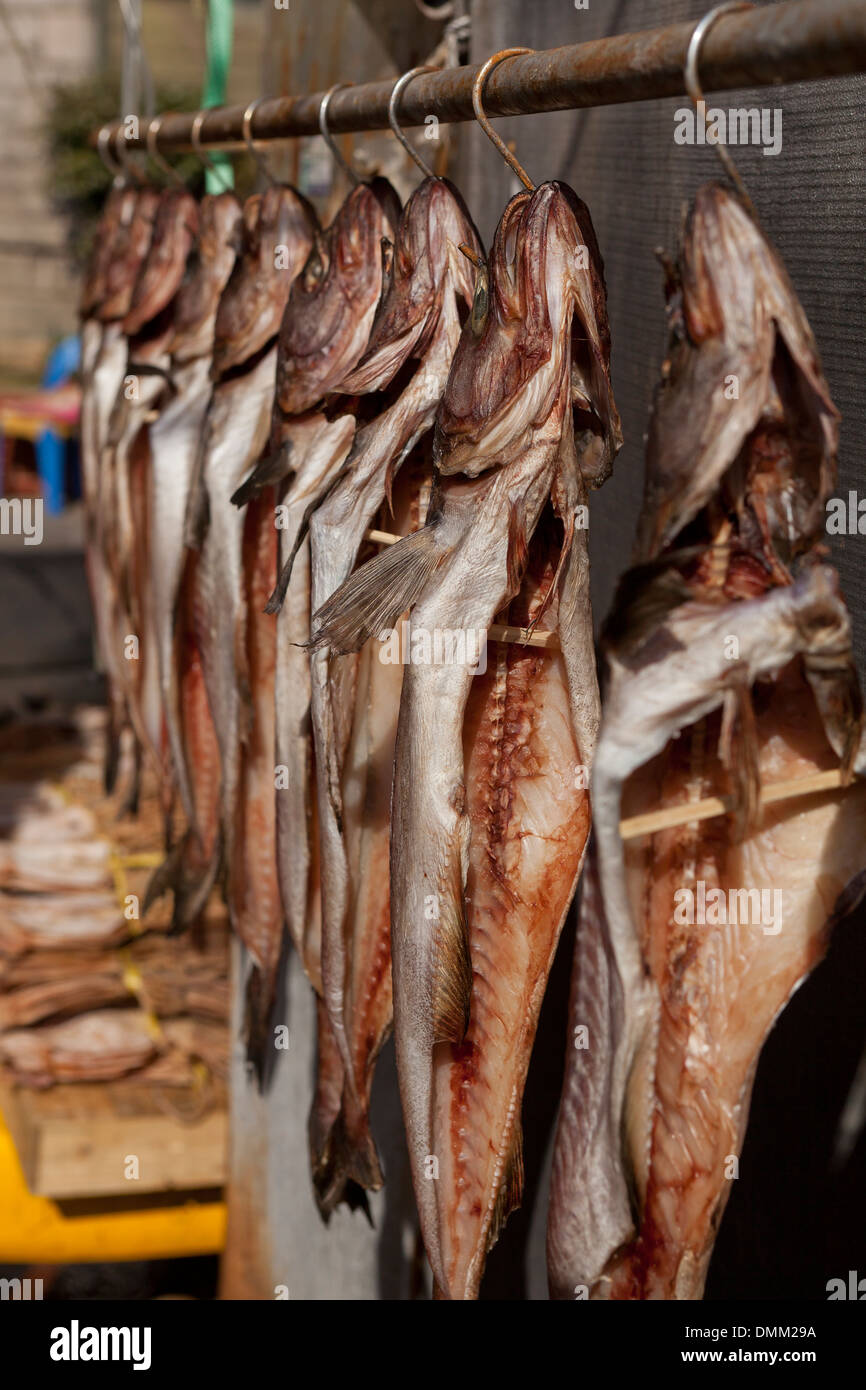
619,769,851,840
366,530,856,838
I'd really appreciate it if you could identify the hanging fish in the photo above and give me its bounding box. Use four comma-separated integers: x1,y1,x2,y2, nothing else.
303,175,481,1215
313,181,621,1293
228,177,400,1083
80,184,159,798
142,192,242,928
547,183,866,1301
186,184,317,1063
101,187,199,808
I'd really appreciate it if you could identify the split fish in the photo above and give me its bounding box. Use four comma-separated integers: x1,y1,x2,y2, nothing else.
547,183,866,1301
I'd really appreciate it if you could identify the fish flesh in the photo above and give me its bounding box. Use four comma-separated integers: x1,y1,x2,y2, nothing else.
313,181,620,1292
305,176,481,1212
547,184,866,1301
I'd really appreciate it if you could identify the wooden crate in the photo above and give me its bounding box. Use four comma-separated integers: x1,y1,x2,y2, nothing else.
0,1077,226,1200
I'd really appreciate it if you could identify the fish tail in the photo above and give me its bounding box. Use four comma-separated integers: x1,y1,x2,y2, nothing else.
143,827,222,933
244,962,277,1088
309,526,443,655
309,1095,382,1221
230,441,293,509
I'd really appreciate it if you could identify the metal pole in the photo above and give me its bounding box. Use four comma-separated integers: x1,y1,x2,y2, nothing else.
93,0,866,150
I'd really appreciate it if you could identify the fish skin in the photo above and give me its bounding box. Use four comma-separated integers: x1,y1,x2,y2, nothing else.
312,182,620,1290
189,188,316,1052
305,178,481,1211
547,183,866,1302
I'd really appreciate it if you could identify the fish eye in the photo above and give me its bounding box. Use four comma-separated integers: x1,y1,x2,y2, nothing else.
469,267,489,336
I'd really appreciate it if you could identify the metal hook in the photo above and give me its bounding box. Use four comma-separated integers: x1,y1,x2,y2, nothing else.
472,49,535,192
97,125,125,185
191,110,233,192
318,84,360,187
145,115,184,186
685,3,757,214
113,123,146,184
242,99,279,187
388,67,439,181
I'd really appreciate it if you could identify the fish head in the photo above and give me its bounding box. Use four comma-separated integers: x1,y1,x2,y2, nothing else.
638,182,839,567
96,186,160,323
122,187,199,336
170,191,243,360
339,176,483,395
435,181,621,484
211,185,318,378
80,185,127,319
274,178,401,414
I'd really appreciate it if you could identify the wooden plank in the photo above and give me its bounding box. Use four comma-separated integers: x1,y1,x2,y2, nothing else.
0,1079,226,1199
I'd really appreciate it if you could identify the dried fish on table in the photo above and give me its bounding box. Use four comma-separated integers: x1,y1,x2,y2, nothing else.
314,181,621,1293
0,1009,159,1087
548,183,866,1302
304,176,481,1214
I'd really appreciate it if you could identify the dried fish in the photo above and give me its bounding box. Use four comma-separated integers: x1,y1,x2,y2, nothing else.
548,184,866,1301
313,181,620,1291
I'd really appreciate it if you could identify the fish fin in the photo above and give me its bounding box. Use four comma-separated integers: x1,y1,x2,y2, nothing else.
104,703,123,795
432,849,472,1045
310,526,442,655
310,1098,384,1220
506,497,530,598
264,522,308,615
116,737,142,818
487,1122,525,1253
230,441,293,509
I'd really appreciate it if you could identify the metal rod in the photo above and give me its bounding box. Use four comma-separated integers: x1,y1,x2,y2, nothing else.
90,0,866,151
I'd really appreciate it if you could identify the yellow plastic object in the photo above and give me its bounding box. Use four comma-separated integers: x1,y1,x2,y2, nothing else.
0,1107,226,1264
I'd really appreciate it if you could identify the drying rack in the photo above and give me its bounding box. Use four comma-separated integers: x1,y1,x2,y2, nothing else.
88,0,866,845
92,0,866,153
